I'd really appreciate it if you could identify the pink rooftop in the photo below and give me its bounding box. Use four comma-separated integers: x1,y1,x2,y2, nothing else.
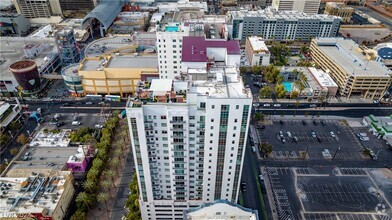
181,36,241,62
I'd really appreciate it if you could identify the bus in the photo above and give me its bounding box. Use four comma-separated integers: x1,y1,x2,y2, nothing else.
105,95,121,102
86,95,103,100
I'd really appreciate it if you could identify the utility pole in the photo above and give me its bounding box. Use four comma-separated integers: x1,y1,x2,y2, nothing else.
332,147,341,160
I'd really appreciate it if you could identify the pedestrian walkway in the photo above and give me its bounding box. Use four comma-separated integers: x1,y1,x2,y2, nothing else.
87,119,131,220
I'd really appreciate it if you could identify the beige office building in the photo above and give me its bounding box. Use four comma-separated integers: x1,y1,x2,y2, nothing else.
311,38,391,99
62,54,158,97
324,2,354,23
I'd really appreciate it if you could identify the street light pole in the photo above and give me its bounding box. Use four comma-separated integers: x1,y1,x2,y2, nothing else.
332,147,341,160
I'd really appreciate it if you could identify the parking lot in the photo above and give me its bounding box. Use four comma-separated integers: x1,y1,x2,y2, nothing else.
264,166,392,220
41,113,106,130
256,119,365,161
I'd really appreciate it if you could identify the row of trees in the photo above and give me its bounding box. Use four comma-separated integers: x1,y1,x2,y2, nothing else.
125,173,141,219
71,112,124,220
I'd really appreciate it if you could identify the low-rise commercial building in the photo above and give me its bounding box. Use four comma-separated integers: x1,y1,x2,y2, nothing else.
228,8,341,42
0,102,22,130
110,12,150,34
310,38,391,99
0,13,30,36
0,37,61,95
184,199,259,219
324,2,354,23
280,66,338,98
0,171,75,220
245,36,270,66
63,54,158,97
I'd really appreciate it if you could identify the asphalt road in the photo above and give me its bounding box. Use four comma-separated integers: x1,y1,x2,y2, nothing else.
111,149,134,220
241,141,267,219
351,6,392,30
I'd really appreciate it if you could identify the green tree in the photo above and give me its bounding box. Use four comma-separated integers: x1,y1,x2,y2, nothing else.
10,148,19,156
97,192,110,212
251,65,261,75
101,179,113,195
240,66,247,76
276,75,284,84
70,210,87,220
255,113,264,122
87,167,100,183
363,148,371,156
16,134,29,145
9,121,21,132
291,91,299,99
275,84,286,98
76,192,94,211
110,158,120,175
258,143,272,154
104,169,116,186
0,132,10,146
82,179,96,193
259,86,272,98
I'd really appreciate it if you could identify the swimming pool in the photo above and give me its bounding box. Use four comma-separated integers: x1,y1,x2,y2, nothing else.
282,81,293,92
165,26,179,32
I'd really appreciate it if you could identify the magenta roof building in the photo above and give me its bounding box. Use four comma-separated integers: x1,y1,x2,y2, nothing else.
181,36,241,73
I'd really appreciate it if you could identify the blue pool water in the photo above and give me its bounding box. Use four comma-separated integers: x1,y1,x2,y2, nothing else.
282,81,293,92
165,26,179,32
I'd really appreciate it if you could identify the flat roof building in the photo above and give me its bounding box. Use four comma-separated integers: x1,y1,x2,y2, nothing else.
324,2,354,23
0,171,75,220
310,37,391,99
0,13,30,36
184,199,259,220
245,36,271,66
63,54,158,97
0,37,61,95
228,8,341,42
272,0,321,14
12,0,63,24
363,115,392,139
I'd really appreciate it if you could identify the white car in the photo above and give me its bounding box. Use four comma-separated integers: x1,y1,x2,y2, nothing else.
330,131,336,138
263,103,271,107
287,132,292,138
274,104,281,107
95,124,103,129
310,131,317,138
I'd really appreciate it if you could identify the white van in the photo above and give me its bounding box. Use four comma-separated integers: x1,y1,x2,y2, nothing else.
72,121,81,126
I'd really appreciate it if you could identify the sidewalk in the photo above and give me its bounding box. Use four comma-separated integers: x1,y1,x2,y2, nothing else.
259,97,373,104
87,120,130,220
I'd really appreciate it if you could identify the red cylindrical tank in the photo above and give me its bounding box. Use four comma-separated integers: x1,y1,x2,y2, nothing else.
9,60,41,93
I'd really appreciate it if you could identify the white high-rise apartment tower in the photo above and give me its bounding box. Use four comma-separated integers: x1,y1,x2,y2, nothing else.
272,0,321,14
156,23,187,80
126,37,252,220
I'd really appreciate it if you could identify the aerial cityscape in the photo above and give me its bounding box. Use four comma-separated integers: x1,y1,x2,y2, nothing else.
0,0,391,219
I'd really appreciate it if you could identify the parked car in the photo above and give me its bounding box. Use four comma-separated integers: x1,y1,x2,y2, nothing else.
263,103,271,107
330,131,336,138
241,182,247,191
313,120,318,126
317,137,322,143
280,120,284,125
302,120,307,126
86,101,93,105
274,104,281,107
287,132,292,138
309,104,317,108
281,137,286,143
360,136,370,141
252,146,256,153
279,131,284,137
310,131,317,138
95,124,103,129
320,120,326,126
254,82,262,87
72,121,81,126
56,122,65,127
293,136,299,143
259,174,264,183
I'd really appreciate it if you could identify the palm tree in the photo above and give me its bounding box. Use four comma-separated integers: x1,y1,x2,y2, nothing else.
92,158,104,171
87,167,100,183
110,158,120,175
101,179,113,197
120,130,129,143
82,179,96,193
70,210,87,220
97,192,110,213
105,169,116,186
117,139,126,151
114,148,123,161
76,192,94,211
